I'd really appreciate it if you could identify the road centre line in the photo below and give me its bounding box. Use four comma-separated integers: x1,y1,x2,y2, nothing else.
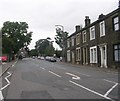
0,91,4,100
66,72,80,80
104,83,118,97
49,71,61,78
76,72,91,77
0,72,12,91
69,80,114,101
40,67,46,70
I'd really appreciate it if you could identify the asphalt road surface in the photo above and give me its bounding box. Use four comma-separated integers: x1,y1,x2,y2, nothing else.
1,58,119,100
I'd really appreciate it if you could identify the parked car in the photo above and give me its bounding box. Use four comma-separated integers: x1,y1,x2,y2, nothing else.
37,56,41,59
0,56,7,62
18,55,23,59
40,56,45,60
49,57,57,62
45,56,51,61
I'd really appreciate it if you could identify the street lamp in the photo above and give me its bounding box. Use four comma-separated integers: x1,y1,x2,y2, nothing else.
55,25,64,32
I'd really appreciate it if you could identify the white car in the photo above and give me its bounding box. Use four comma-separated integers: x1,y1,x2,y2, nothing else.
40,56,44,60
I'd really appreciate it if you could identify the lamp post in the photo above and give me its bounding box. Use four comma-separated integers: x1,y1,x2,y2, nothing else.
55,25,64,32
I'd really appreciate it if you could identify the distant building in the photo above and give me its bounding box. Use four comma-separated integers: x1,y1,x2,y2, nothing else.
65,7,120,69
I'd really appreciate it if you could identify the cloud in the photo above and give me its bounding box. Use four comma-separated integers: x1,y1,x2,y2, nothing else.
0,0,118,49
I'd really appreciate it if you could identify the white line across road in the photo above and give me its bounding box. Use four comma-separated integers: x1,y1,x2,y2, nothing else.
103,79,117,84
0,91,4,100
69,80,114,101
0,72,12,100
104,83,118,97
0,72,12,91
103,79,118,97
49,71,62,78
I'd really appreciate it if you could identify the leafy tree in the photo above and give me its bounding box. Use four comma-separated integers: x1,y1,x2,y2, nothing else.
55,28,68,61
35,37,55,56
2,21,32,55
29,49,38,56
55,49,62,58
54,28,68,49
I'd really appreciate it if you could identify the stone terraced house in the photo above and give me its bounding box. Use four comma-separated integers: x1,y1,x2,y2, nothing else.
65,7,120,69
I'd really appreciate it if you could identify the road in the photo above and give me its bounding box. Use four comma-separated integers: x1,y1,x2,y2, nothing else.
1,58,119,100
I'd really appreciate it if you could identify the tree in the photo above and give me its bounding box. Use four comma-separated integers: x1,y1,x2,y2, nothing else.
1,21,32,61
35,37,55,56
2,21,32,59
54,28,68,49
29,49,38,56
54,28,68,61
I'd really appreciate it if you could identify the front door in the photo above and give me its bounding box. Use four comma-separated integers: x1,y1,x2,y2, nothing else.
100,45,107,68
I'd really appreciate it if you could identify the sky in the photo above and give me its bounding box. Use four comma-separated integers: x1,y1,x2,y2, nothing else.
0,0,119,50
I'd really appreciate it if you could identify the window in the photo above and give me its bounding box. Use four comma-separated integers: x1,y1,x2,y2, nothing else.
76,47,81,61
67,50,70,62
82,30,86,43
71,37,74,46
113,16,119,31
76,33,80,45
67,39,70,48
114,44,120,62
90,26,95,40
90,46,97,63
100,21,105,37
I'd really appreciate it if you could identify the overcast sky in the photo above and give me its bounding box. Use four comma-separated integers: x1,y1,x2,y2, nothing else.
0,0,119,50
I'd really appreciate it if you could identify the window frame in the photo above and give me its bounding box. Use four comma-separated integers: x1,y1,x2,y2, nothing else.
82,30,86,43
113,16,119,31
90,26,95,40
76,33,80,45
114,44,120,62
100,21,105,37
90,46,97,63
67,39,70,48
71,36,74,46
76,47,81,61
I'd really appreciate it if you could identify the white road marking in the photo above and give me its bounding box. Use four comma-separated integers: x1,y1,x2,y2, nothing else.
0,72,12,91
49,71,61,78
69,80,114,101
103,79,117,84
0,91,4,100
76,72,91,77
40,67,46,70
66,72,80,80
104,83,118,97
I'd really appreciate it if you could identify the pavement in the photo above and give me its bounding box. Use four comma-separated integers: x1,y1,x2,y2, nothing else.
0,60,18,77
59,61,119,74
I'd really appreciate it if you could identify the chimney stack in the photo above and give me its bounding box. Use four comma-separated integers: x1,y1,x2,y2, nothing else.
75,25,81,32
85,16,91,27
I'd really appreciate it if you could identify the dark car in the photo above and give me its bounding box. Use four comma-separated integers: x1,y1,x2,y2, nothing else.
18,55,23,59
49,57,56,62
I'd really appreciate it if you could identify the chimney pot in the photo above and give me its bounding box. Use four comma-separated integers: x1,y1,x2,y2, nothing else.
85,16,91,27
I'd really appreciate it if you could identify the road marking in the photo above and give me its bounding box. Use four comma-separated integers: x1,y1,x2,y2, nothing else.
66,72,80,80
0,91,4,100
104,83,118,97
40,67,46,70
76,72,91,77
103,79,117,84
49,71,61,78
0,72,12,91
69,80,114,101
